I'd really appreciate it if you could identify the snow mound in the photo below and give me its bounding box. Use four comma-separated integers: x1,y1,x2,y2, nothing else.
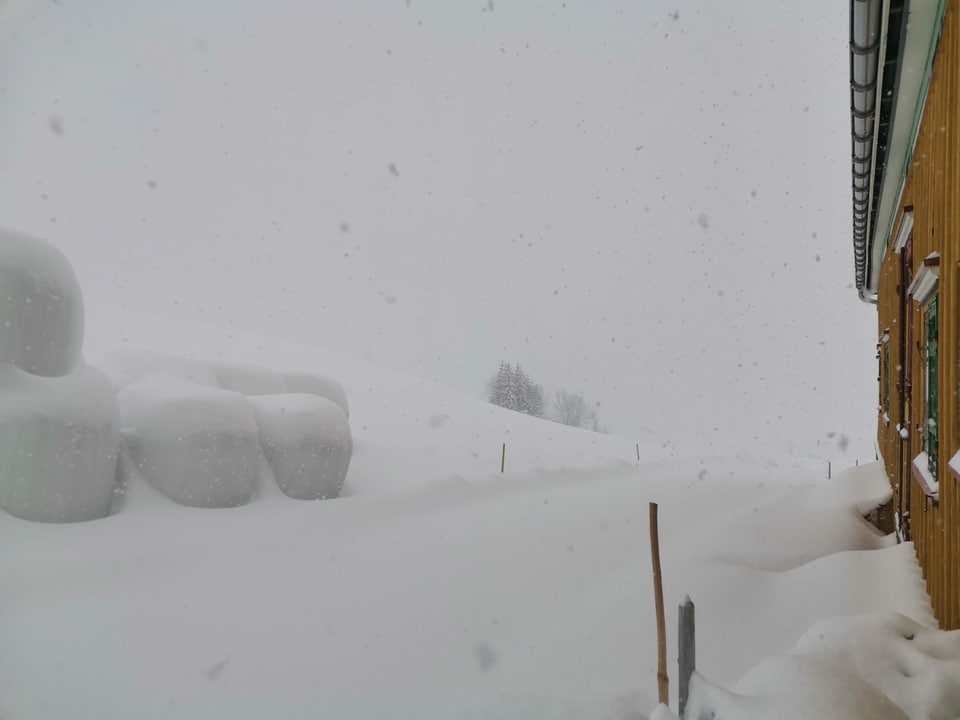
0,363,119,522
0,227,84,376
100,348,221,389
215,362,288,396
101,350,351,423
793,613,960,720
679,611,960,720
118,378,261,508
688,655,910,720
766,460,894,516
283,370,350,418
250,394,352,500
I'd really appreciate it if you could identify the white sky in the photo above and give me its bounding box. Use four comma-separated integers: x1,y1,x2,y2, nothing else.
0,0,879,461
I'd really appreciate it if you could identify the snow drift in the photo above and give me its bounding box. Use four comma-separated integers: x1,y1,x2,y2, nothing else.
117,378,262,508
250,393,352,500
0,362,119,522
0,227,84,377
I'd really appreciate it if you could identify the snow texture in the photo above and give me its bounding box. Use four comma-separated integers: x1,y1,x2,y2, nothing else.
792,613,960,720
684,656,910,720
681,612,960,720
250,394,352,499
0,227,84,376
0,363,119,522
283,370,350,418
117,378,261,508
215,361,288,396
100,348,221,389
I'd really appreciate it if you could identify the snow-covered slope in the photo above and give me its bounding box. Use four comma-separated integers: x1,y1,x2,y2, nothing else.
83,305,668,498
0,349,941,720
0,249,949,719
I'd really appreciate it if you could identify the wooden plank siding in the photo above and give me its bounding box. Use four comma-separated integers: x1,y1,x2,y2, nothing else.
875,1,960,628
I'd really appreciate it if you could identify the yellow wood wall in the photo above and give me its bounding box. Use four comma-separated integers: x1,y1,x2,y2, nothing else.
876,0,960,628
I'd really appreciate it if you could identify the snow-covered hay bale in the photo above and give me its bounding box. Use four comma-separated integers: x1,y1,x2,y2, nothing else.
0,228,84,376
0,363,119,522
250,394,352,500
118,379,261,508
282,371,349,418
215,362,287,396
99,349,220,390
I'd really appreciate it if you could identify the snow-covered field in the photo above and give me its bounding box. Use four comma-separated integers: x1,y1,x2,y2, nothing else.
2,232,959,719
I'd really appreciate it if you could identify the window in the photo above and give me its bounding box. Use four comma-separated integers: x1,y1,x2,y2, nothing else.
883,337,890,414
925,294,939,477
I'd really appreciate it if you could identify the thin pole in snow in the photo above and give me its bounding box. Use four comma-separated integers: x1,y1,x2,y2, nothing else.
501,442,506,473
636,443,640,462
828,461,832,479
649,502,669,706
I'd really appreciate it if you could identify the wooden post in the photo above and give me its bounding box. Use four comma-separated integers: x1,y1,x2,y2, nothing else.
828,461,832,479
649,502,668,706
678,596,695,718
500,442,506,473
636,443,640,462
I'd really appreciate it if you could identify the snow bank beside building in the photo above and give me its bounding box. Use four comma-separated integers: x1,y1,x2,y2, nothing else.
673,612,960,720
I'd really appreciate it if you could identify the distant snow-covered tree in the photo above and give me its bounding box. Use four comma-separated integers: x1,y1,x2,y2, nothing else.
487,362,512,408
553,389,602,431
487,362,545,417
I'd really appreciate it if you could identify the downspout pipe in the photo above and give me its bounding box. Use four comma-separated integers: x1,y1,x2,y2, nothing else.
850,0,883,301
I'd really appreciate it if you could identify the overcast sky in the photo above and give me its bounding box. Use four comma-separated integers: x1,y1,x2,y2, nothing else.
0,0,879,461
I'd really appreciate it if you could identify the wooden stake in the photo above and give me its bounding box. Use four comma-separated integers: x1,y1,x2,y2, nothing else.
828,461,832,479
649,502,669,706
678,596,696,718
636,443,640,462
501,442,506,473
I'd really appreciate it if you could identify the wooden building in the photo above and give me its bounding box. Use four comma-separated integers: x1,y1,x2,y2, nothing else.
850,0,959,627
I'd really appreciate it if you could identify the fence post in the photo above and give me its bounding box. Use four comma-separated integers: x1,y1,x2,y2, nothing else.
649,502,668,706
636,443,640,462
828,461,832,479
501,443,506,473
678,596,695,718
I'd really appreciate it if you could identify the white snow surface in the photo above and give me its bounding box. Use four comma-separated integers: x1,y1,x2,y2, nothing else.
669,612,960,720
118,378,262,508
250,393,352,500
0,308,950,719
0,362,119,522
0,304,949,718
283,370,350,418
0,227,84,376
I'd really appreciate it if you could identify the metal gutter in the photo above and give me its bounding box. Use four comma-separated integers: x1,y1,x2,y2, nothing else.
849,0,946,302
850,0,884,299
865,0,947,295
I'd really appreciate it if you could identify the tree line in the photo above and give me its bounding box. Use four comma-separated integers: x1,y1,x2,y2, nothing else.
486,362,605,432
